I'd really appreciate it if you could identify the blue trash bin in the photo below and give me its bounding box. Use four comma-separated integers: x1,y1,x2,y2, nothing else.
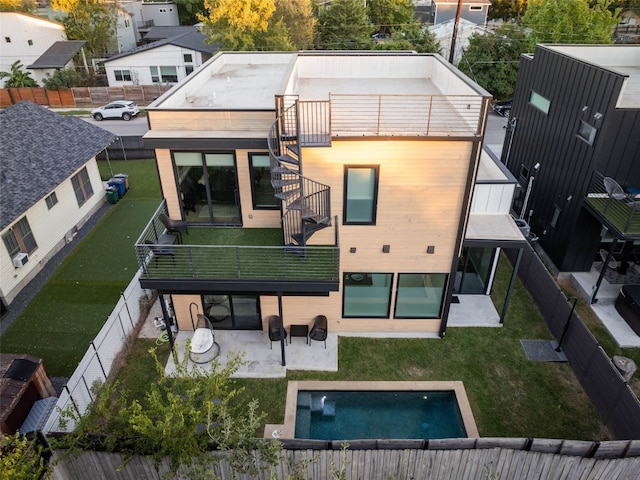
114,173,129,192
107,178,126,197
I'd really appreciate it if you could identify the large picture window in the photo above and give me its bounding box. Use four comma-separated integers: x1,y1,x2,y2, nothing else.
71,167,94,206
343,272,392,317
150,66,178,83
2,217,37,257
344,166,379,224
394,273,447,318
249,153,278,209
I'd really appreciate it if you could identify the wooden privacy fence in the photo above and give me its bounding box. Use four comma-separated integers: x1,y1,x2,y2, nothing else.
51,442,640,480
505,243,640,439
0,85,171,107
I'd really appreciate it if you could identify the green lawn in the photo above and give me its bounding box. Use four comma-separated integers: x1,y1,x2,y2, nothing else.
1,160,161,377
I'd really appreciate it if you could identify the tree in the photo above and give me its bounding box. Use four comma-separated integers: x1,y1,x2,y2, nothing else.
0,432,51,480
0,60,38,87
488,0,527,21
274,0,316,49
373,21,440,53
316,0,373,50
0,0,36,12
51,0,116,59
523,0,620,44
459,24,533,101
368,0,415,35
173,0,206,24
199,0,294,50
57,348,281,479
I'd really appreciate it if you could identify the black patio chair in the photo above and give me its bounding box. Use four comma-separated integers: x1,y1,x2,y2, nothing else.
309,315,328,349
268,315,287,349
159,213,188,243
144,239,175,265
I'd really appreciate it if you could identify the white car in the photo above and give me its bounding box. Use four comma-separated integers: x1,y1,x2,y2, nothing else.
91,101,140,121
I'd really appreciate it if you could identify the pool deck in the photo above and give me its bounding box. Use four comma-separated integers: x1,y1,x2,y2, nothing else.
268,380,479,440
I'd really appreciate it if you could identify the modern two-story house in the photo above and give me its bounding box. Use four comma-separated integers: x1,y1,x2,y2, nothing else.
137,51,524,359
500,45,640,302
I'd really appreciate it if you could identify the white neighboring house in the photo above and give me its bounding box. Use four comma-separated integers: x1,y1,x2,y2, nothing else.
101,28,219,86
0,102,116,311
429,18,490,65
115,7,138,53
0,12,67,87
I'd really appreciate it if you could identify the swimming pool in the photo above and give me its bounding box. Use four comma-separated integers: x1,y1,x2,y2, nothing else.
282,381,478,440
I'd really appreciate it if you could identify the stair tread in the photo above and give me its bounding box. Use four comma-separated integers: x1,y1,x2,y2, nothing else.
277,154,299,166
272,179,300,187
275,189,301,200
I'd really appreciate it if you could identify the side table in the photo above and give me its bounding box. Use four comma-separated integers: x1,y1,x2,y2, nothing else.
289,324,309,345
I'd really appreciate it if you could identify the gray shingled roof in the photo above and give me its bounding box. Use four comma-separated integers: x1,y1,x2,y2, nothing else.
145,25,198,41
27,40,86,69
102,30,219,63
0,101,116,231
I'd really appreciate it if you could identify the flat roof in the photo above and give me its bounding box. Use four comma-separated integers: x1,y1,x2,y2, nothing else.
543,45,640,109
466,213,526,243
152,51,488,111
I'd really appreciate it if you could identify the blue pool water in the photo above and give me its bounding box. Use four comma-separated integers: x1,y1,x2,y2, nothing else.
295,390,466,440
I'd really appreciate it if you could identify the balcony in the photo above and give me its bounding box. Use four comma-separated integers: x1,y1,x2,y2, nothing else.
584,171,640,238
135,202,340,293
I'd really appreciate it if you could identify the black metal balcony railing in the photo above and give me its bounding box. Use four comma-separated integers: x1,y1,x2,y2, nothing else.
135,202,340,282
584,171,640,237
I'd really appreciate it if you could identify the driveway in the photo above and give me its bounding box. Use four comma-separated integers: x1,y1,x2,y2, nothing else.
81,115,150,136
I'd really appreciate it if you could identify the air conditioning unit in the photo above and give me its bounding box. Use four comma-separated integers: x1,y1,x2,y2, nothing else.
12,252,29,268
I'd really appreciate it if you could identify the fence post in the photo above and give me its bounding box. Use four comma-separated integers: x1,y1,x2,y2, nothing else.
556,297,577,352
120,291,134,329
91,341,107,379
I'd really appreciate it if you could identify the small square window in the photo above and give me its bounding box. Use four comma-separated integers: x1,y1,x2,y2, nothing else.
529,91,551,115
27,39,33,46
45,192,58,210
577,120,597,145
184,53,193,63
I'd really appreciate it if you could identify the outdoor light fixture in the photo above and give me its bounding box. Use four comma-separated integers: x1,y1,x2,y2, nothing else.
382,245,390,253
350,247,356,253
427,246,435,254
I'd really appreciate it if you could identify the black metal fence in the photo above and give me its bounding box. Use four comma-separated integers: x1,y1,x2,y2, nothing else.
97,136,154,161
505,244,640,439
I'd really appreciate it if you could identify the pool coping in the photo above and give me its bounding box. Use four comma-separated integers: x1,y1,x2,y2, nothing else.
274,380,479,440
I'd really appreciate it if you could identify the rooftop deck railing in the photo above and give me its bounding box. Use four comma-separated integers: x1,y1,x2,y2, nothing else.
584,171,640,237
135,202,340,282
328,94,485,138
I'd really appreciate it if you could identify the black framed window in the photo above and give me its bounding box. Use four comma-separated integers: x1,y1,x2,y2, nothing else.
184,53,193,62
343,165,379,225
45,192,58,210
71,167,94,206
2,217,37,257
550,204,561,229
577,121,597,145
394,273,447,319
114,69,131,81
343,272,392,318
249,153,278,209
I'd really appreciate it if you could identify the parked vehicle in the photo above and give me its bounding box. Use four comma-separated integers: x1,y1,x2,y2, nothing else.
91,101,140,121
491,99,512,117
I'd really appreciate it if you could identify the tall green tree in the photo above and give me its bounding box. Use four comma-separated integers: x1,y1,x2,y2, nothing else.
374,21,440,53
173,0,205,24
368,0,415,35
51,0,116,59
199,0,294,50
0,60,38,87
523,0,620,44
488,0,528,21
459,24,534,101
274,0,316,49
316,0,373,49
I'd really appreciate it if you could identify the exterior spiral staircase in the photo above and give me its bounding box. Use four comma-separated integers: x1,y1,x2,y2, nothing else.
268,96,332,249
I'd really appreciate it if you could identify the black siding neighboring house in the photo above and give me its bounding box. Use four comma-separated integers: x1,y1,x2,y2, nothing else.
502,44,640,272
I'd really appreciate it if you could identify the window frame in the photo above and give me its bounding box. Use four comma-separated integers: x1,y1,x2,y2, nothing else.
2,216,38,258
249,152,279,210
529,91,551,115
45,192,58,210
114,69,132,82
343,165,379,225
393,273,447,319
550,204,562,229
342,272,393,318
577,120,597,146
183,53,193,63
71,166,94,207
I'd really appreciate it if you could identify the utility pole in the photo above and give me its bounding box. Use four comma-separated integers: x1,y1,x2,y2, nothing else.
449,0,463,64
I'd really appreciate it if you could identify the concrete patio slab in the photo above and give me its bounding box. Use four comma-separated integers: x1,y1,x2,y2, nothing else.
447,295,501,327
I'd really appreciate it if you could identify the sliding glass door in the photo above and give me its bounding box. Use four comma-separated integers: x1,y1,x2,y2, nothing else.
174,152,241,224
